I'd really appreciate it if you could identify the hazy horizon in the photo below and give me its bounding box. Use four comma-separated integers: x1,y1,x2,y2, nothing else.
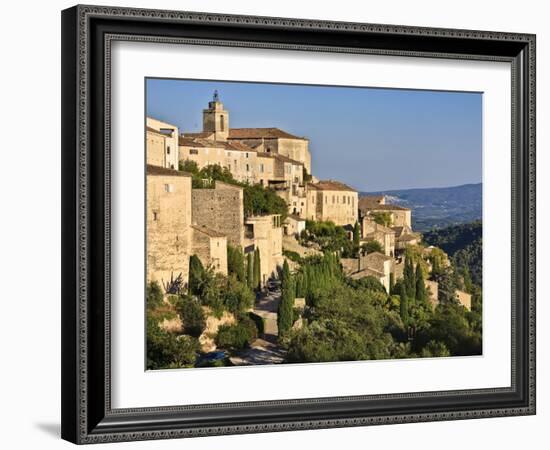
146,78,482,192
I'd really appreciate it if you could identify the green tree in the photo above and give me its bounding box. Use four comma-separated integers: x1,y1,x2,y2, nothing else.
415,264,428,305
176,296,205,337
404,255,416,303
389,272,395,293
147,281,164,309
227,245,245,282
146,317,199,369
361,240,383,254
253,248,261,290
278,260,295,336
246,252,254,290
353,221,361,246
399,282,409,325
178,159,199,174
188,255,205,296
372,212,392,227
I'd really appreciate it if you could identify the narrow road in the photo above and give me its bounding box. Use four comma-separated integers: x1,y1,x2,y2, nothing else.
230,281,287,365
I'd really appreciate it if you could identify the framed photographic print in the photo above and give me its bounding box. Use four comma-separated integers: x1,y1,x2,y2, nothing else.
61,5,536,444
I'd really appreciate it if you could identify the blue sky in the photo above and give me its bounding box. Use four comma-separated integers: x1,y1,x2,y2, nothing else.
146,78,482,192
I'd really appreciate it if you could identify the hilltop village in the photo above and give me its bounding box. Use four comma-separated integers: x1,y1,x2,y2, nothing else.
146,92,477,368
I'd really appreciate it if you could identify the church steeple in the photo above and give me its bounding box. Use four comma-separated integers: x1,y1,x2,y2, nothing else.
203,91,229,141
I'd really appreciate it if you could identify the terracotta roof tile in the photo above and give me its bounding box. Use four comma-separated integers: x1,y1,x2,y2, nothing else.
228,127,307,140
307,180,357,192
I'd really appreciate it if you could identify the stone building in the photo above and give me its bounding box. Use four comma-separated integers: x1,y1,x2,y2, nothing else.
191,225,228,275
146,117,179,169
361,217,396,257
146,165,192,286
191,181,245,248
358,195,412,228
305,180,358,227
244,215,284,286
228,127,311,174
179,94,306,214
284,214,306,237
340,251,393,292
456,289,472,310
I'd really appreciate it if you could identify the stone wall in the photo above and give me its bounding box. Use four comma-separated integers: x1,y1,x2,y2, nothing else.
191,226,228,275
245,215,284,286
191,181,244,248
146,129,166,168
146,166,192,288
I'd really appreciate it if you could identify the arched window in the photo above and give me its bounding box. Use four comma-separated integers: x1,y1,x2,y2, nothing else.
220,115,225,131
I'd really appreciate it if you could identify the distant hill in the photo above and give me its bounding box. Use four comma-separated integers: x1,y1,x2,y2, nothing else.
362,183,482,232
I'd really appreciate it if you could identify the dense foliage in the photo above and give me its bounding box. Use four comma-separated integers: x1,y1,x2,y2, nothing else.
423,221,482,285
302,220,356,257
215,317,258,350
277,260,295,336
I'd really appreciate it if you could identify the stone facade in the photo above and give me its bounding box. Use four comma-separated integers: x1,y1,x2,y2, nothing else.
146,165,192,286
358,195,412,228
340,251,393,292
191,225,228,275
146,117,179,169
456,289,472,310
305,180,358,226
361,217,396,256
191,181,244,248
284,214,306,237
245,215,284,286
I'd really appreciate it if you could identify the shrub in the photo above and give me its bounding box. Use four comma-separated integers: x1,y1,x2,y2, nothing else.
215,319,257,350
224,276,255,314
146,281,164,309
176,296,206,337
146,317,199,369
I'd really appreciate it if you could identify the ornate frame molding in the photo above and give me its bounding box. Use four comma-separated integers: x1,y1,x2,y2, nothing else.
61,5,536,444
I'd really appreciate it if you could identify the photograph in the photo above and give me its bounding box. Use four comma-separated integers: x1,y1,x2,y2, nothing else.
145,79,483,370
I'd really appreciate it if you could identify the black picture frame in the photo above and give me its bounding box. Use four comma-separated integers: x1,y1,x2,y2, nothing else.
61,4,536,444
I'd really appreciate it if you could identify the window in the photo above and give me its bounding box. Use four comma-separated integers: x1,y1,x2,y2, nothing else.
246,164,250,172
189,149,198,155
166,146,171,155
220,115,225,131
245,152,249,158
153,211,158,221
332,195,335,204
259,164,264,173
165,184,174,193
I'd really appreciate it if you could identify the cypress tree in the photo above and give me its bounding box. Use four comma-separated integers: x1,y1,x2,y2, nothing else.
353,221,361,247
404,255,416,302
188,255,205,296
246,252,254,290
389,272,395,293
278,271,295,336
415,264,427,305
227,245,245,282
399,282,409,325
253,248,261,290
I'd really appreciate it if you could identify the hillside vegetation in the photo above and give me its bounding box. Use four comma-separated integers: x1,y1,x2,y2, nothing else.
423,221,482,286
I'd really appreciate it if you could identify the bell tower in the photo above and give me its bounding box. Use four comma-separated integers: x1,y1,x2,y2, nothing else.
202,90,229,141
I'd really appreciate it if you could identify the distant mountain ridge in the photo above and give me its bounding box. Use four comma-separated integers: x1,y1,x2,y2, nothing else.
362,183,482,232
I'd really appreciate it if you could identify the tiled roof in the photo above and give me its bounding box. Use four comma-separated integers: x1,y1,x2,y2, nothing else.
228,127,307,140
364,251,393,263
307,180,357,192
146,164,192,177
183,131,214,139
191,225,227,238
178,136,257,153
358,195,385,209
359,197,410,212
350,267,385,280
